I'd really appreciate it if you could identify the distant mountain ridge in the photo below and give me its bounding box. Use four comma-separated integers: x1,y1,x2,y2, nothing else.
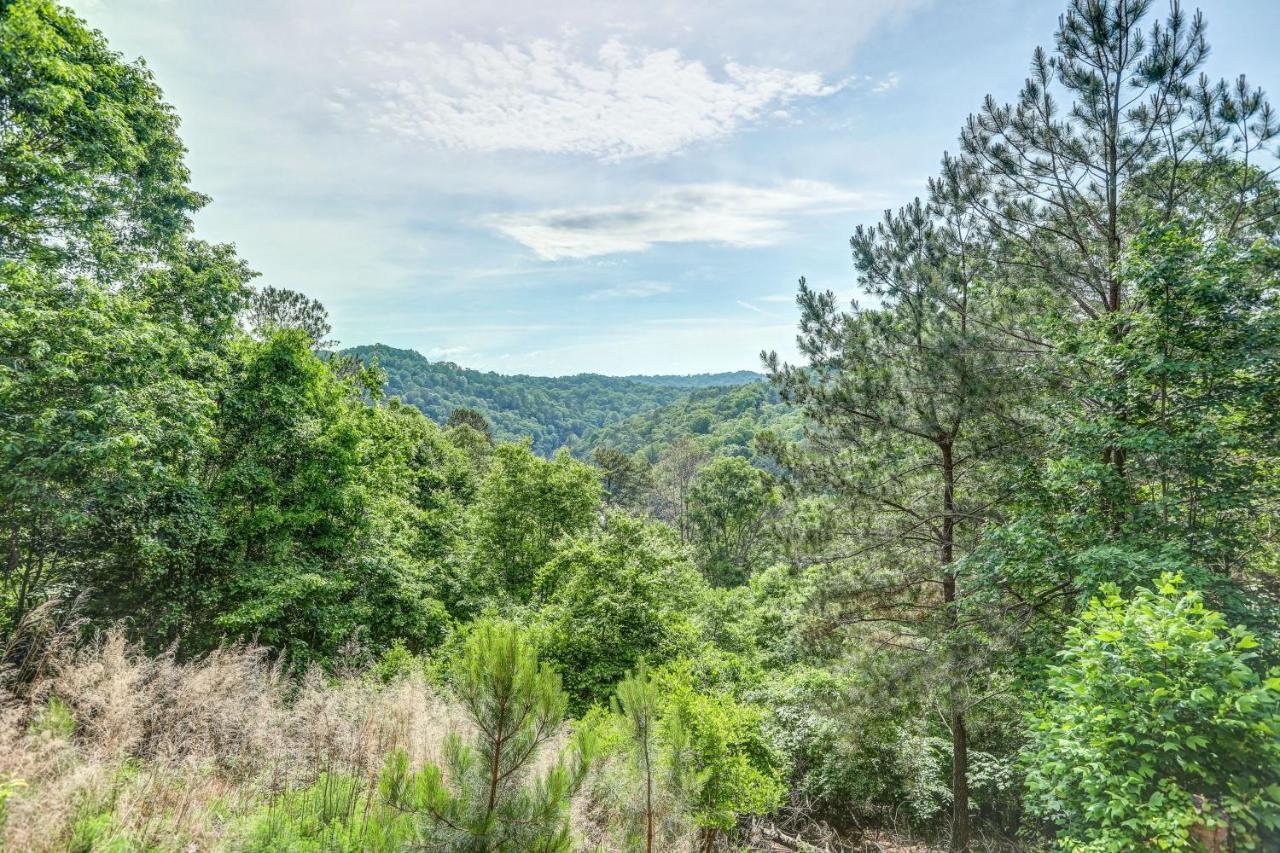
344,344,761,455
622,370,763,389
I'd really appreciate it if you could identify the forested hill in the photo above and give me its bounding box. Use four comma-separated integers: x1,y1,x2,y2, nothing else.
344,344,761,455
621,370,763,389
570,381,800,462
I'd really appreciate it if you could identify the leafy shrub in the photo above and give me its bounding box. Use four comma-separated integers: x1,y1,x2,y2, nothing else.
1023,574,1280,851
658,664,787,836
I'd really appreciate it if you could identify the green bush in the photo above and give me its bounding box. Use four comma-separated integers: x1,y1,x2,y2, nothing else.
1023,574,1280,851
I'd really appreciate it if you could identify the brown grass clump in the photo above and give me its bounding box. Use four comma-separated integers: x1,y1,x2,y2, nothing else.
0,627,457,851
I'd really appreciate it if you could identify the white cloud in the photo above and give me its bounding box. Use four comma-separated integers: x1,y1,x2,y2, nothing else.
345,37,845,160
736,299,765,313
585,282,673,300
486,180,877,259
873,72,901,93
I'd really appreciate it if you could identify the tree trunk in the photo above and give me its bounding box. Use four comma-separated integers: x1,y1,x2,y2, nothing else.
940,441,969,852
949,685,970,853
642,723,654,853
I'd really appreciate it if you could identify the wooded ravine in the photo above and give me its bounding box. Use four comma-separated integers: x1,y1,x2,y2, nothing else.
2,1,1280,851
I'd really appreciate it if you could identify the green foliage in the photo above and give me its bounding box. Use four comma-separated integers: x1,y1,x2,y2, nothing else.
0,0,206,277
205,330,455,663
611,663,666,853
246,285,333,349
1100,224,1277,566
592,447,651,510
686,456,779,586
447,407,494,442
0,261,225,635
576,381,799,463
657,664,787,833
466,443,600,602
1024,575,1280,850
969,219,1280,660
29,696,76,740
241,773,413,853
346,344,690,456
380,620,594,852
586,660,785,849
534,513,703,710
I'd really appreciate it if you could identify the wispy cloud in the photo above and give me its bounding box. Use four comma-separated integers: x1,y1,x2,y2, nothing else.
873,72,901,93
487,180,877,259
584,282,673,301
426,345,469,359
344,37,846,160
736,299,765,313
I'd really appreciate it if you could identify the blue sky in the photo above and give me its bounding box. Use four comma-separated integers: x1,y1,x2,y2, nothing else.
70,0,1280,375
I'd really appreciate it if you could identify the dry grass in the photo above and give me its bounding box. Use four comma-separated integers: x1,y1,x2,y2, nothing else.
0,624,898,852
0,627,462,851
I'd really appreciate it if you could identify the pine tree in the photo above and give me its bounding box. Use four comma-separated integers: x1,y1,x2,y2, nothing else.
246,285,334,349
380,620,594,852
766,187,1030,851
614,663,662,853
593,447,651,510
958,0,1277,495
447,407,495,443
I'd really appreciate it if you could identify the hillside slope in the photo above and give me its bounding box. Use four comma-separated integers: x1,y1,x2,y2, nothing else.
346,344,730,454
570,381,801,462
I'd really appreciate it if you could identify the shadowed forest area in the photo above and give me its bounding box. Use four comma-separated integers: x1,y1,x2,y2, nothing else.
2,0,1280,850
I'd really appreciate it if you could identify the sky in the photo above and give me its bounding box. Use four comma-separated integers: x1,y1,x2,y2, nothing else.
70,0,1280,376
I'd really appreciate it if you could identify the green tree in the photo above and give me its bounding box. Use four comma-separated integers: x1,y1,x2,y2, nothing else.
205,329,450,663
659,666,786,849
649,438,708,543
534,513,702,710
131,239,256,353
380,620,594,852
614,663,663,853
767,192,1028,850
1024,574,1280,851
959,0,1277,492
467,444,600,601
592,447,651,510
447,407,494,443
969,220,1280,647
601,661,708,853
245,285,334,349
686,456,779,587
0,263,223,636
1071,222,1277,570
0,0,205,278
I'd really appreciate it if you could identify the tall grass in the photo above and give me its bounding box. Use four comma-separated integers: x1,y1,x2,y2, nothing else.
0,622,790,851
0,627,464,851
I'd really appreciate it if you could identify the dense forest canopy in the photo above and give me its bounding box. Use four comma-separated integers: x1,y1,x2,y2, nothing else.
2,1,1280,852
572,381,801,464
344,343,763,456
